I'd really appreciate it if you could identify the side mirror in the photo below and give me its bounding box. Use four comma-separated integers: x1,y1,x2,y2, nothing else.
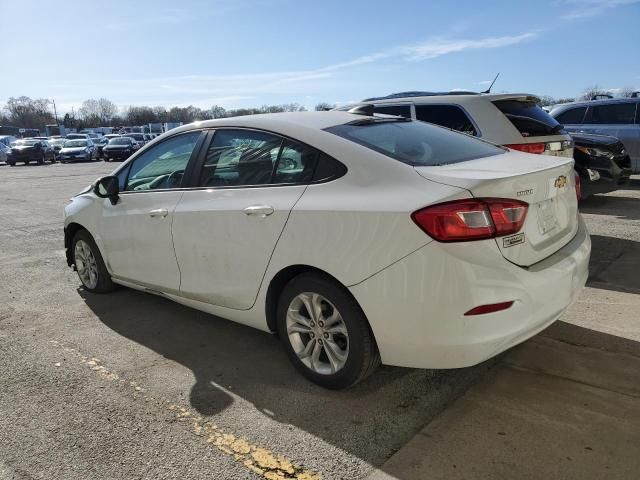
94,175,119,205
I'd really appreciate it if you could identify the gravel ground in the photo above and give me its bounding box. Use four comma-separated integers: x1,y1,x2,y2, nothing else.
0,161,637,479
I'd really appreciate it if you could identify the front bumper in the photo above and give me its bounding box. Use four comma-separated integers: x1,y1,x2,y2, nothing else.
349,216,591,369
60,153,90,162
103,150,131,160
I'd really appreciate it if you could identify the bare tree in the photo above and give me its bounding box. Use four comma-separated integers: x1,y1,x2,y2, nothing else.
209,105,227,119
78,99,101,126
618,86,638,98
580,85,610,100
97,98,117,124
4,96,55,130
315,102,335,111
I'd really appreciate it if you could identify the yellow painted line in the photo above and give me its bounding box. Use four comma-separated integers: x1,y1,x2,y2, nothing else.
51,341,320,480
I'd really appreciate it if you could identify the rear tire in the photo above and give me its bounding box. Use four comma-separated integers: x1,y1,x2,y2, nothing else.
277,273,380,389
71,230,115,293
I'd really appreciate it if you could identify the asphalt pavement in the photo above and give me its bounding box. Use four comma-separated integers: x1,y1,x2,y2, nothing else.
0,161,638,479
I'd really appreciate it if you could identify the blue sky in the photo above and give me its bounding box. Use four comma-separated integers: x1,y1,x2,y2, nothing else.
1,0,639,114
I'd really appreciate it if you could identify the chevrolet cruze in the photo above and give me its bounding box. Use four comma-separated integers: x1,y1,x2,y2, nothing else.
64,111,590,389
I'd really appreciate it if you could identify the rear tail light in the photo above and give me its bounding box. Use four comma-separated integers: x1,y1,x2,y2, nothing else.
412,198,528,242
574,171,582,200
505,141,573,156
505,143,546,154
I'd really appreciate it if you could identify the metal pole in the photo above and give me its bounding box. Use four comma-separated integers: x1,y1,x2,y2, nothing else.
52,99,59,124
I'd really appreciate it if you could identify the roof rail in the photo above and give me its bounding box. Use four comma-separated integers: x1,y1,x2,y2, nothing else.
362,91,479,102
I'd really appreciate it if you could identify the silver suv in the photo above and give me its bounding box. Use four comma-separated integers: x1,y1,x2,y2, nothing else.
549,98,640,173
342,91,573,158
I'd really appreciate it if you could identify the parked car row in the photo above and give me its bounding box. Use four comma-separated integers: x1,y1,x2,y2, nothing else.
0,133,150,165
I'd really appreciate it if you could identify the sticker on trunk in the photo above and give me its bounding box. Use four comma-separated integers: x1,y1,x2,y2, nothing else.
503,232,525,248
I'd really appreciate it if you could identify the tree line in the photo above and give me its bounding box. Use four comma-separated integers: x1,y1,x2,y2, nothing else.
1,85,636,131
0,97,310,131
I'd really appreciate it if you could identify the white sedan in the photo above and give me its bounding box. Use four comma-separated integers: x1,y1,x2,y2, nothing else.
64,111,590,389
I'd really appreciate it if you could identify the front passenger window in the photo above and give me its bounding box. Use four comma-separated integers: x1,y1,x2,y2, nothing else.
124,132,201,191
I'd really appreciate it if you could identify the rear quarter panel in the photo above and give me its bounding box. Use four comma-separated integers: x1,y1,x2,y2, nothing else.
262,141,470,288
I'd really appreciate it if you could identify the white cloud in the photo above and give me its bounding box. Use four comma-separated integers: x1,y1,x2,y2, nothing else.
561,0,640,20
45,31,538,113
401,33,536,61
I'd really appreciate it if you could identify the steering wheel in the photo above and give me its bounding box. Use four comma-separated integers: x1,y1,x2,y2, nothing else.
145,170,184,190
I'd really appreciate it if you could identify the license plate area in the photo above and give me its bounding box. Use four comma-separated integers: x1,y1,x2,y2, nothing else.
537,198,558,235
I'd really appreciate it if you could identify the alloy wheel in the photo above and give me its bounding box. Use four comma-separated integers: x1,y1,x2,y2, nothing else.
286,292,349,375
74,240,99,289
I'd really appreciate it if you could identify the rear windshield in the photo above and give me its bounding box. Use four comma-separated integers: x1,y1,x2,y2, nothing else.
493,100,562,137
325,119,504,166
110,138,132,145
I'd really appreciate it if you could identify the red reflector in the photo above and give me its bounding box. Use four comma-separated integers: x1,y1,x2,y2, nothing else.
574,171,582,200
412,198,528,242
505,143,546,154
464,301,514,316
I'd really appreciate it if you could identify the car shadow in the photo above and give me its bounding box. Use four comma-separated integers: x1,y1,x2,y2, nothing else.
542,320,640,358
588,235,640,294
580,195,640,221
79,288,493,467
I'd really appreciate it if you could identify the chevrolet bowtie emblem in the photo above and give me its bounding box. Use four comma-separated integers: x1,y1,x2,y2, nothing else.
554,175,567,188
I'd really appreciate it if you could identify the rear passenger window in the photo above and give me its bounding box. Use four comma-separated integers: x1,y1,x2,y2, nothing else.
585,103,636,125
373,105,412,118
199,130,281,187
415,105,477,135
273,141,317,184
198,130,323,187
312,153,347,182
555,107,587,125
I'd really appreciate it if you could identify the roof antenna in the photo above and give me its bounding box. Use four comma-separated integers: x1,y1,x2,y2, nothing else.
481,73,500,94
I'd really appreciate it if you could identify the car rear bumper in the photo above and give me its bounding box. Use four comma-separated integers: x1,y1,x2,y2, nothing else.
349,216,590,369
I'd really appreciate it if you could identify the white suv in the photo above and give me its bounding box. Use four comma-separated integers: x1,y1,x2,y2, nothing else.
343,91,574,157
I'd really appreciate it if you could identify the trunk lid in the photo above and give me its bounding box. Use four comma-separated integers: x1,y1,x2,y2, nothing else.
415,151,579,267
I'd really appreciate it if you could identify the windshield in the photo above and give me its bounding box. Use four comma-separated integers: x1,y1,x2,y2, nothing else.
50,139,66,145
326,119,505,166
14,140,39,146
64,140,88,147
109,138,132,145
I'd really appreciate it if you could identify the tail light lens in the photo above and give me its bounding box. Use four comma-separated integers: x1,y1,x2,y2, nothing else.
574,171,582,200
412,198,529,242
505,143,546,154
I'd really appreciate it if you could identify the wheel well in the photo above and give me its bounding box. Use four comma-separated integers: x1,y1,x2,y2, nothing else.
64,222,87,266
265,265,353,334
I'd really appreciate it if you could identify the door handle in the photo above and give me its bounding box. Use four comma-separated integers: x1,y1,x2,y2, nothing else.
149,208,168,218
243,205,274,217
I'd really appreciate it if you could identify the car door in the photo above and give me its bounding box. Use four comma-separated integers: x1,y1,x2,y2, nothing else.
582,102,640,168
98,130,204,292
172,129,318,309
